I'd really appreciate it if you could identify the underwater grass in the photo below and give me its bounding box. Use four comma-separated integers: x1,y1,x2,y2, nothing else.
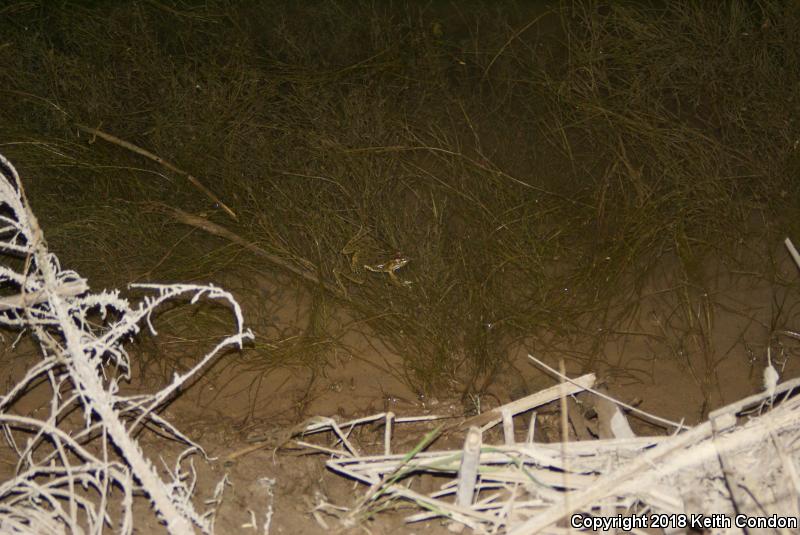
0,0,798,399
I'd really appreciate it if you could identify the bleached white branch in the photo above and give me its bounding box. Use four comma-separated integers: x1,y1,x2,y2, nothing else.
0,153,254,533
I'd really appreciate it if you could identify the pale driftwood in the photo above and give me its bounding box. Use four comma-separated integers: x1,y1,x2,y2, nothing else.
294,440,349,457
296,370,800,534
458,373,596,431
526,411,538,443
509,383,800,534
507,428,708,533
456,427,482,508
501,409,515,445
385,412,394,456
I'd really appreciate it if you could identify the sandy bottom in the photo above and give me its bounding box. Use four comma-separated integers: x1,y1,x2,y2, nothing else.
2,256,799,534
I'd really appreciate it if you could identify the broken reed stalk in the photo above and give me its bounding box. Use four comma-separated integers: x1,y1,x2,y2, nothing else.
75,124,238,220
558,359,571,534
155,203,345,299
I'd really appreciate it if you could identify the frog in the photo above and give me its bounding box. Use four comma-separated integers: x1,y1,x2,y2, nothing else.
333,227,412,293
364,253,412,287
